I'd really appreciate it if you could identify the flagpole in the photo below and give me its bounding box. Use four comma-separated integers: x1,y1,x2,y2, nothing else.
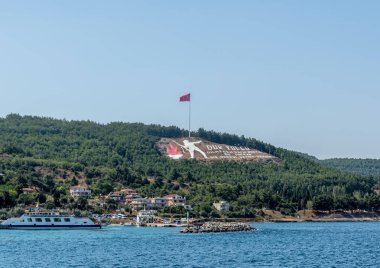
188,98,191,138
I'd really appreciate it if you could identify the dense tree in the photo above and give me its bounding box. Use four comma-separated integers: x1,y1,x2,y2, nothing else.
321,158,380,177
0,114,379,214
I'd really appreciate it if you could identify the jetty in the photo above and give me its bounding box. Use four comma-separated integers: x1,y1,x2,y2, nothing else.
181,222,255,233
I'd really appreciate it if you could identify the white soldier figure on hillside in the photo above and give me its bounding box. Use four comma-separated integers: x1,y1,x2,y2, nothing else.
182,140,208,159
173,139,208,159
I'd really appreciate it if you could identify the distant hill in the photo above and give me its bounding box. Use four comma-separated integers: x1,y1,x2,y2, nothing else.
294,152,319,162
0,114,379,216
294,152,380,177
320,158,380,177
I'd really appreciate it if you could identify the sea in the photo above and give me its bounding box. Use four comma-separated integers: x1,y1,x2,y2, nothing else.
0,222,379,268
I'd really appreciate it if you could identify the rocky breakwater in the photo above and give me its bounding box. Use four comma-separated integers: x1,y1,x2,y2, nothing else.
181,222,255,233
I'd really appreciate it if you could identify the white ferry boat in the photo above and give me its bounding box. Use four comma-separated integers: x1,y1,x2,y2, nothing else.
0,207,101,229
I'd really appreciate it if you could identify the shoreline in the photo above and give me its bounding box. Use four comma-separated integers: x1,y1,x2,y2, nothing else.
234,209,380,223
268,218,380,223
236,217,380,223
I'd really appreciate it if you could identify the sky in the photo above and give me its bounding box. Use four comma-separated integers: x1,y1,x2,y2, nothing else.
0,1,379,159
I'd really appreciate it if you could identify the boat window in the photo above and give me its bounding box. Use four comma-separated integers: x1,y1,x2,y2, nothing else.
64,218,70,222
54,218,61,222
35,218,42,222
27,218,33,222
45,218,51,222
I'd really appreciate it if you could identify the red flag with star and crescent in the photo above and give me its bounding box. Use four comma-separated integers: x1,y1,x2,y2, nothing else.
179,93,191,102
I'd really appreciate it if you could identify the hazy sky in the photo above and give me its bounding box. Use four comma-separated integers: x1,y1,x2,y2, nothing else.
1,1,379,159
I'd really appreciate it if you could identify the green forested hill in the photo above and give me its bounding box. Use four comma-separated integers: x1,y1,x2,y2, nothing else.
0,114,379,216
320,158,380,177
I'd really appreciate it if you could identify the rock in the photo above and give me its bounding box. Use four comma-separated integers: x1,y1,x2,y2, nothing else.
181,222,255,233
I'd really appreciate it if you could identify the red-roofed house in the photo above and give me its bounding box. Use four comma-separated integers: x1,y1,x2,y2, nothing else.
125,193,142,204
106,188,141,203
163,194,186,206
21,188,38,194
120,188,137,195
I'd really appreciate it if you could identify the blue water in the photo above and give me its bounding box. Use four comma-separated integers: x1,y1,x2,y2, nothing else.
0,222,379,267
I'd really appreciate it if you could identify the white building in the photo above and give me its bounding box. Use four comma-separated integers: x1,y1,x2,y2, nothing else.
148,194,188,209
70,185,91,198
130,198,151,211
136,210,157,225
213,201,230,212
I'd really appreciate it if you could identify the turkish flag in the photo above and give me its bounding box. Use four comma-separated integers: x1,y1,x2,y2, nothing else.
179,93,191,102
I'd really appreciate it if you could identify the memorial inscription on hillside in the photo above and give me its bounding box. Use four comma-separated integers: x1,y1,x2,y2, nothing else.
157,138,278,162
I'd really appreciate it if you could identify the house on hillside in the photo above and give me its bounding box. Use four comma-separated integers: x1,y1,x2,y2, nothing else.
104,188,143,205
130,198,151,211
21,188,38,194
124,193,142,204
150,197,167,208
163,194,186,206
120,188,137,195
70,185,91,198
149,194,188,209
213,201,230,212
107,191,125,202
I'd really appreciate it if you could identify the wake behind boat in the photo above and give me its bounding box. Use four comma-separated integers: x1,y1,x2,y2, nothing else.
0,206,101,230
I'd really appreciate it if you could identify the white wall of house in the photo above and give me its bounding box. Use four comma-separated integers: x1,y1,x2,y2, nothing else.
70,187,91,198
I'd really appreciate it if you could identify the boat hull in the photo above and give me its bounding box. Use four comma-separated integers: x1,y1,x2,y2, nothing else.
0,224,101,230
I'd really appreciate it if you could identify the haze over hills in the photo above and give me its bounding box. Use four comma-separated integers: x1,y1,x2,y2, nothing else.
320,158,380,177
0,114,379,216
295,152,380,177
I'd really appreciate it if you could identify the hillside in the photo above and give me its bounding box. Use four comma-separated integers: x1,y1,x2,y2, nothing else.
0,114,379,217
320,158,380,177
295,153,380,177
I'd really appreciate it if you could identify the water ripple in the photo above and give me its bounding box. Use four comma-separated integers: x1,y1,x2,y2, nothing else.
1,222,379,267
